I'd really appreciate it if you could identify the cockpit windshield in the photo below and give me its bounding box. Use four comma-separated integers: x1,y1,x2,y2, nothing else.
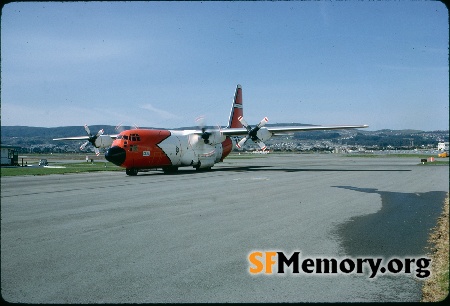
116,134,139,141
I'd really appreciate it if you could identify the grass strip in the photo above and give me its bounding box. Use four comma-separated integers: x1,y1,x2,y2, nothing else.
1,162,123,176
422,194,449,302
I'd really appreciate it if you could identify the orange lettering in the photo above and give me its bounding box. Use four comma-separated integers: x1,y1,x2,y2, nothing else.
249,252,264,274
265,252,277,274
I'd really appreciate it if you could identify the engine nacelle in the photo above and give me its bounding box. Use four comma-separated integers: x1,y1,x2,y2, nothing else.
197,154,216,168
95,135,114,148
256,127,272,142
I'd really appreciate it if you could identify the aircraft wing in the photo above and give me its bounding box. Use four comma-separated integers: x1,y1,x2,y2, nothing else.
53,135,118,141
220,125,368,136
53,136,90,141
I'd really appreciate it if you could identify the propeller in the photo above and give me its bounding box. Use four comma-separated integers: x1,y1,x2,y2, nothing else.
115,122,124,133
236,116,269,150
80,124,104,156
115,122,139,133
196,116,213,144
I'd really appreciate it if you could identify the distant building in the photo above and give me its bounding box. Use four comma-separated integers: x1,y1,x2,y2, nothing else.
1,145,19,166
438,142,449,151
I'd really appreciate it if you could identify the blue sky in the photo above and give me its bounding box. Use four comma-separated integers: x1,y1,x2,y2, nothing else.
1,1,448,131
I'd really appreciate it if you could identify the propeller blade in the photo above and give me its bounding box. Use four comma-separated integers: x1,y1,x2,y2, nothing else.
94,147,100,156
115,122,123,132
80,141,89,150
238,116,251,132
84,124,91,136
236,137,248,149
256,140,267,151
216,124,223,135
256,117,269,129
96,129,104,138
195,116,206,129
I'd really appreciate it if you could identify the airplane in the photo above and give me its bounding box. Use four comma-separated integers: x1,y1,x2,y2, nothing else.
98,84,368,175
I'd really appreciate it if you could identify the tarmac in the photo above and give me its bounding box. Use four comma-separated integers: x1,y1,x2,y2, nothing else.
1,153,448,303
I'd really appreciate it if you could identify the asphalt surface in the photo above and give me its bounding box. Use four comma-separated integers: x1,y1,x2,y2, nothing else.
1,154,448,303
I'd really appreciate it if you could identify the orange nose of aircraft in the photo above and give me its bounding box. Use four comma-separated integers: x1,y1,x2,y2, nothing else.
105,146,126,166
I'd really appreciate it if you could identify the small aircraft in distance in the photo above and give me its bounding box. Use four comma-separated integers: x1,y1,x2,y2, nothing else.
54,85,368,175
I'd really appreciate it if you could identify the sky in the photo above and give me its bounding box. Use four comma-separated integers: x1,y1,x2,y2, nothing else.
1,1,448,131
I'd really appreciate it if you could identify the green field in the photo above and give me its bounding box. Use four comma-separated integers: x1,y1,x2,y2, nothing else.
418,161,449,166
1,162,124,176
345,153,445,158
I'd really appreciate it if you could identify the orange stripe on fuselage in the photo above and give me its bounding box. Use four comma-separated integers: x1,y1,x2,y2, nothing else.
111,129,172,169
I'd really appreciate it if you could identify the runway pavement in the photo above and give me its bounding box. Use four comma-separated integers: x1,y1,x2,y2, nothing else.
1,154,448,303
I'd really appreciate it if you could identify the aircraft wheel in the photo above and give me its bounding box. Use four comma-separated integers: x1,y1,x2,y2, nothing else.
194,161,202,171
162,166,178,174
195,163,212,172
126,168,138,176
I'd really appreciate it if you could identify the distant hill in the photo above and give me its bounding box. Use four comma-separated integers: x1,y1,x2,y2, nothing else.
1,125,126,139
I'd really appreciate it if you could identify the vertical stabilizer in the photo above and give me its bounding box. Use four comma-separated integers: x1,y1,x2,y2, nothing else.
227,84,244,128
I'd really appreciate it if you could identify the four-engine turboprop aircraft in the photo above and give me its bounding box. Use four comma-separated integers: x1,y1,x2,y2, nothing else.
100,84,368,175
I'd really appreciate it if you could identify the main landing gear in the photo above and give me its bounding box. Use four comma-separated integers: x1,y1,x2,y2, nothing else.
126,168,138,176
194,161,212,171
162,166,179,174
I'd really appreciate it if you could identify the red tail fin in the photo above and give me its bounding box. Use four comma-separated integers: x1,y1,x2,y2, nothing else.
227,84,244,128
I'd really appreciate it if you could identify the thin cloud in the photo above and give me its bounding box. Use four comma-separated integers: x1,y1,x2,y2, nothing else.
140,104,181,120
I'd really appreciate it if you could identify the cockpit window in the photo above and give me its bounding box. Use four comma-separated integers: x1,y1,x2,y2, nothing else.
117,134,140,141
130,134,141,142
